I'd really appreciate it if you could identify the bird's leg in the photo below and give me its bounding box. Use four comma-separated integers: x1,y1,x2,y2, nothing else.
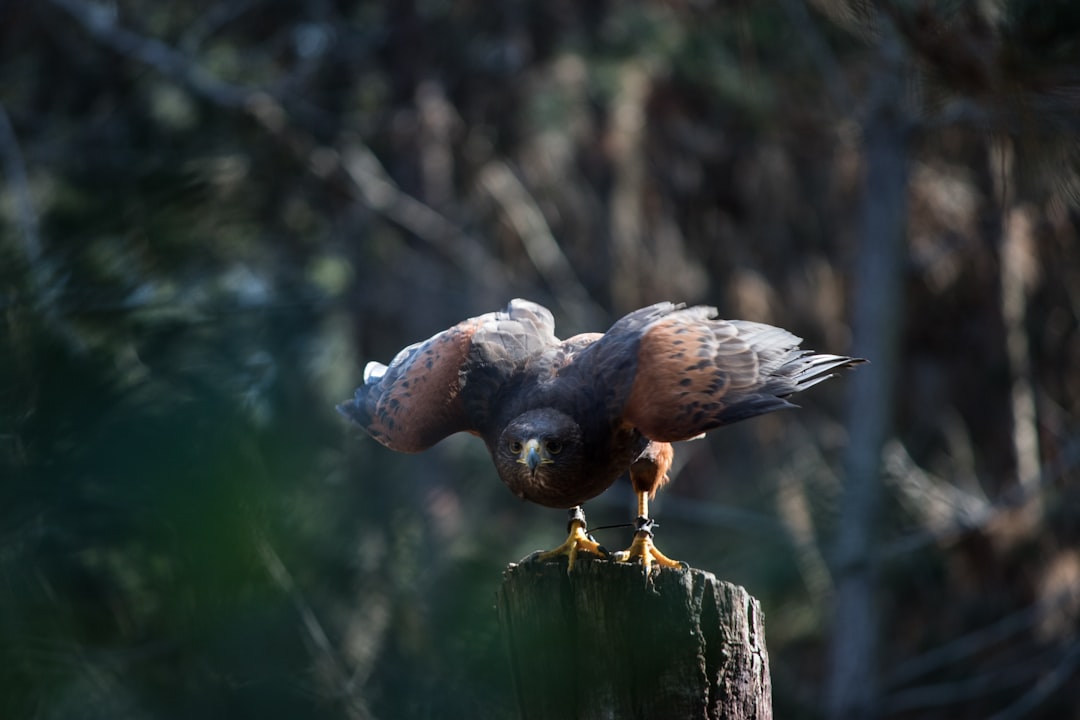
614,491,686,574
531,506,608,572
612,442,685,573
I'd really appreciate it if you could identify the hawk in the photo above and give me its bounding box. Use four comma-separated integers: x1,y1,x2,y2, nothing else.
338,299,864,572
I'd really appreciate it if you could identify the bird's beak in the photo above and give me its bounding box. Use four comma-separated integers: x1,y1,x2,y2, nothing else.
518,438,549,472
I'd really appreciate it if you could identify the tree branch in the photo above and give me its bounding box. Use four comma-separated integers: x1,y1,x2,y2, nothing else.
0,101,84,351
258,538,374,720
885,600,1046,689
883,642,1077,715
477,160,605,328
48,0,253,109
46,0,510,300
986,641,1080,720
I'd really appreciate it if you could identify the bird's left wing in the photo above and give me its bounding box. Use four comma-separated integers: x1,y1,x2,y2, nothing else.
579,303,863,443
337,299,558,452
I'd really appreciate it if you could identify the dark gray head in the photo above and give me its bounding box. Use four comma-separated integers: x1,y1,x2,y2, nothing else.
492,408,587,508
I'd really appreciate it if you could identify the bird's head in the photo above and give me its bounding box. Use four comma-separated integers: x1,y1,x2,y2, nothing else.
493,408,584,508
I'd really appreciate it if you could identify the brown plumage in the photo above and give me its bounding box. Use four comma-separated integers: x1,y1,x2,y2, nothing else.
339,299,864,571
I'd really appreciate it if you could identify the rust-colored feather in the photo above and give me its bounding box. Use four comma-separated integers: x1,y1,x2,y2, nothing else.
337,317,485,452
337,299,563,453
620,308,863,443
340,299,864,510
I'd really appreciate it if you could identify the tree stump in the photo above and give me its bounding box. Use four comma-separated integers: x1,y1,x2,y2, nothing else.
496,557,772,720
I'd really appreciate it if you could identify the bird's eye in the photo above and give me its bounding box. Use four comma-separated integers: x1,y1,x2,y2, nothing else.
509,440,523,454
546,440,562,454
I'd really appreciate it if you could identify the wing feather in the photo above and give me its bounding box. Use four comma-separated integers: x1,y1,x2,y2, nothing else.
606,306,864,442
337,299,559,452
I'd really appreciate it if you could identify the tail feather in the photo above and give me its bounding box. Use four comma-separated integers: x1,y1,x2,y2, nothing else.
781,352,867,396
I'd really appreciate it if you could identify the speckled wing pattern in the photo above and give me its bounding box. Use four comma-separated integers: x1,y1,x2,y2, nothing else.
336,299,560,452
341,299,862,571
593,304,861,443
341,299,862,453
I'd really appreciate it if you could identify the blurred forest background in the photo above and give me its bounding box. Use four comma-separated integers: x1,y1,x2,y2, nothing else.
2,0,1079,718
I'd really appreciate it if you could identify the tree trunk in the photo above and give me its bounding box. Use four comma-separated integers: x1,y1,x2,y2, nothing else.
826,21,911,720
496,559,772,720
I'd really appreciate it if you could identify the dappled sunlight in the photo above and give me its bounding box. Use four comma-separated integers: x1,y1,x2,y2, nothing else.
3,1,1080,719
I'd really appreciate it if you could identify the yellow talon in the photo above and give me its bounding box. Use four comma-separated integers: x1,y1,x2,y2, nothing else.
613,530,685,574
531,507,607,572
611,491,685,573
534,519,606,572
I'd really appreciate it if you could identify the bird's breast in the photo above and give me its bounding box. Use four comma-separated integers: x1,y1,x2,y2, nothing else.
503,429,647,509
514,464,617,509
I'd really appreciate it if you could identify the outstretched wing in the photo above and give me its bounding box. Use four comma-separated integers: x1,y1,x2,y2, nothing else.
587,304,864,443
337,299,558,452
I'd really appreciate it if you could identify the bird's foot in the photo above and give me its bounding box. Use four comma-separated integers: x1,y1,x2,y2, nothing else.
529,507,608,573
613,517,687,574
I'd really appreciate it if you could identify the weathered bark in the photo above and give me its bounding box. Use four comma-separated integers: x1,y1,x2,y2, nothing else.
496,558,772,720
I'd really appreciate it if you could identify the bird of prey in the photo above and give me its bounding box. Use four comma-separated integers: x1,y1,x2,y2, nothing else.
338,299,864,573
